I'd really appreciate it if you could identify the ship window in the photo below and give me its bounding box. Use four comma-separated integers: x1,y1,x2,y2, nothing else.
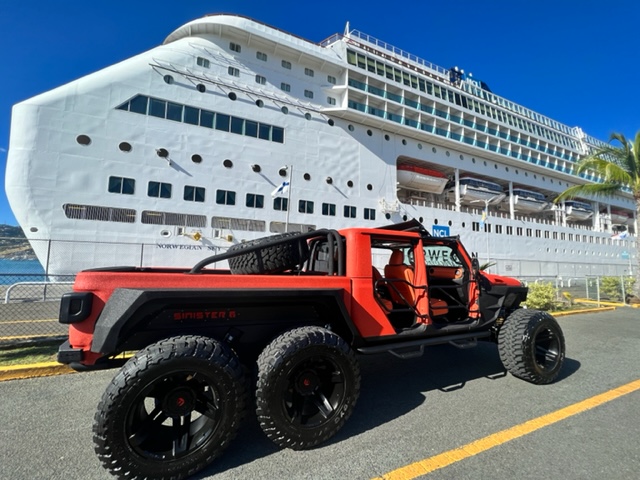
223,159,233,168
142,210,206,227
191,154,202,164
216,189,236,205
246,193,264,209
163,75,174,84
76,134,91,146
344,206,356,218
184,185,205,203
230,117,244,135
129,95,148,114
347,180,353,187
228,92,237,101
64,204,136,223
506,226,513,235
212,217,265,232
299,200,314,214
149,98,166,118
118,142,132,152
148,181,172,199
245,120,258,138
167,102,183,122
281,83,291,92
273,197,288,211
305,68,314,77
256,99,264,108
322,203,336,216
216,114,231,132
184,106,199,125
472,222,480,232
364,208,376,221
259,124,271,140
495,225,502,234
228,67,240,77
196,84,206,93
196,57,210,68
281,106,289,114
282,60,292,69
545,231,550,239
108,176,135,195
304,90,314,99
303,173,311,181
517,227,523,236
328,75,337,85
256,51,267,61
200,110,214,128
256,75,266,85
230,42,241,53
272,126,284,143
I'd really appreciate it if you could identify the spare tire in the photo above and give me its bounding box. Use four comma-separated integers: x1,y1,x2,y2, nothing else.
228,232,309,274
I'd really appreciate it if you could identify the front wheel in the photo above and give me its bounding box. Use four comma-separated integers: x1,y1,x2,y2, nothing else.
255,326,360,450
498,309,565,384
93,335,247,480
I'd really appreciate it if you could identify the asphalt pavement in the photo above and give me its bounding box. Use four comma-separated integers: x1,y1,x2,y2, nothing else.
1,309,639,479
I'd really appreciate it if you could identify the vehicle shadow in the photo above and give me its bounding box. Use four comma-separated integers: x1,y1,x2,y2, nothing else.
197,342,580,477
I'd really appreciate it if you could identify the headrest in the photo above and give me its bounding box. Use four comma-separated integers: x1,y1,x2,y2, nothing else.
389,250,404,265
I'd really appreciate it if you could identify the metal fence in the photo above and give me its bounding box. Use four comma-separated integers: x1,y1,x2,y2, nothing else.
0,235,635,351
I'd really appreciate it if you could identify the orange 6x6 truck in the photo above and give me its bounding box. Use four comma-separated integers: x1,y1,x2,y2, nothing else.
57,220,565,480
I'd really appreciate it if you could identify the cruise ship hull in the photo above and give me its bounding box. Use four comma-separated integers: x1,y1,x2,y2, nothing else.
5,14,637,278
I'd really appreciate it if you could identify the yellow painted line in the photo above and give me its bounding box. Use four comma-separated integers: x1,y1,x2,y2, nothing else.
0,362,75,382
574,298,627,307
551,306,616,317
373,379,640,480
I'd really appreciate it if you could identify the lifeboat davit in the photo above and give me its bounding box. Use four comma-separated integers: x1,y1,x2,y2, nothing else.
397,164,448,194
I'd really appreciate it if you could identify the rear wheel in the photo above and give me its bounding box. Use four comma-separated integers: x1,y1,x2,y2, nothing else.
498,309,565,384
255,326,360,450
93,335,246,480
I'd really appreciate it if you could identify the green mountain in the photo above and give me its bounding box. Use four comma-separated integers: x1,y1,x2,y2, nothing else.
0,224,36,260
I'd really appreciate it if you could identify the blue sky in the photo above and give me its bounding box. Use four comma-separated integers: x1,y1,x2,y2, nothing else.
1,0,638,226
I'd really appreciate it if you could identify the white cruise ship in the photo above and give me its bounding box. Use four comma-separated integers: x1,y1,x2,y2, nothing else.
5,14,637,278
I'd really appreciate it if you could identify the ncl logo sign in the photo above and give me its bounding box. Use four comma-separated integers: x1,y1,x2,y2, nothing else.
431,225,450,237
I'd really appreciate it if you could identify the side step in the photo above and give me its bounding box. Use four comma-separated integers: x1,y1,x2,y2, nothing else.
357,331,491,357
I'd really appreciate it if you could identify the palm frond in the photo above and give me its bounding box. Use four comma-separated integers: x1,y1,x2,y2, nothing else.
555,183,622,202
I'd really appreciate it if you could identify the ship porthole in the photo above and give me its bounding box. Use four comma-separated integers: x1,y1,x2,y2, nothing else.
196,84,206,93
327,119,334,126
462,222,466,228
281,106,289,114
304,173,311,181
434,219,438,225
418,143,422,149
160,230,171,237
459,154,463,160
223,159,233,168
348,124,354,132
76,134,91,146
305,113,312,120
402,215,408,221
384,133,389,141
347,180,354,188
432,147,436,153
30,227,38,233
163,75,174,85
228,92,237,101
367,184,372,191
402,139,407,145
385,213,391,220
448,221,452,226
419,217,423,223
367,129,373,136
278,168,288,177
256,99,264,108
119,142,132,153
192,154,202,164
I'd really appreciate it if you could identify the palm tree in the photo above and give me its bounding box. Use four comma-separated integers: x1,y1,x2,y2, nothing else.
555,131,640,297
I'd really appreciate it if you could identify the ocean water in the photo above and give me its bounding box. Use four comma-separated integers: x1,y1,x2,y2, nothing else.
0,258,46,285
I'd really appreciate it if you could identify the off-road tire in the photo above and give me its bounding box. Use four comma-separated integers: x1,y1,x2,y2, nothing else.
228,232,309,274
498,309,565,384
93,335,247,480
256,326,360,450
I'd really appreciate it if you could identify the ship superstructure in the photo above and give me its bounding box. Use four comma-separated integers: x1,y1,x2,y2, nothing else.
6,14,636,277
